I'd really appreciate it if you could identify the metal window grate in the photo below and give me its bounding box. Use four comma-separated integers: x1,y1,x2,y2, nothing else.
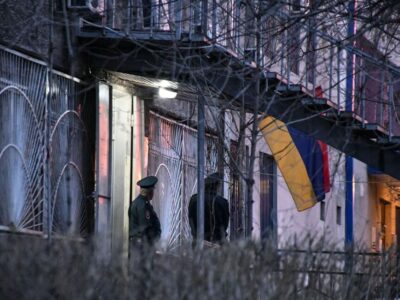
0,47,93,238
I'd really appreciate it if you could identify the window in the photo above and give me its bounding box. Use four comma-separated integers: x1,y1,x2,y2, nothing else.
320,201,325,221
336,206,342,225
230,141,243,240
260,152,276,240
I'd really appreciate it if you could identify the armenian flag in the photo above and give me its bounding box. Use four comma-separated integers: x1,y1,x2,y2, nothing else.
259,116,330,211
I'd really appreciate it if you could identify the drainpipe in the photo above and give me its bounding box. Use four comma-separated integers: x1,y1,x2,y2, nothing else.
45,0,55,243
345,0,356,254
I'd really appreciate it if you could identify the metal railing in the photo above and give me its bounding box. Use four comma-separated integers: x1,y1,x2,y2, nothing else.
81,1,400,137
0,46,94,239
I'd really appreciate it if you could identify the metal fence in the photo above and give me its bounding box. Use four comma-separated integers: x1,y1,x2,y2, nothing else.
148,111,218,250
274,248,400,298
0,46,94,238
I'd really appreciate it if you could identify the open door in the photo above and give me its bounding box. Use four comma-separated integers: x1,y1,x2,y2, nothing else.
95,82,112,255
380,199,391,251
96,83,139,261
110,87,133,261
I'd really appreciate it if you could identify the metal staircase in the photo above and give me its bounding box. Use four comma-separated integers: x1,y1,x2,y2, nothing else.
75,0,400,179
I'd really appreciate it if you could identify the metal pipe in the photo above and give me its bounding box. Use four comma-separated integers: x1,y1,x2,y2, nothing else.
379,71,384,126
329,44,333,100
312,31,316,97
280,27,284,82
389,76,394,139
345,156,353,248
345,0,356,254
197,94,205,247
46,0,55,242
337,47,341,109
361,67,366,125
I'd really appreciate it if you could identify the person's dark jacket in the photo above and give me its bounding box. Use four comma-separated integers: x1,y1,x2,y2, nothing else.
188,192,229,243
129,194,161,245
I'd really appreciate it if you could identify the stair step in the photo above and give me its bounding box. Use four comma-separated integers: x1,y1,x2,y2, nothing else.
301,97,335,111
276,84,302,94
351,123,389,138
376,136,400,145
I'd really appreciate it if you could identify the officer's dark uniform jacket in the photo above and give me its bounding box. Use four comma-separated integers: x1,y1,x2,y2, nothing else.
188,192,229,243
129,194,161,245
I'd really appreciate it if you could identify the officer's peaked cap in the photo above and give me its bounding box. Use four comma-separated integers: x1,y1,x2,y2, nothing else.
137,176,158,188
205,172,222,185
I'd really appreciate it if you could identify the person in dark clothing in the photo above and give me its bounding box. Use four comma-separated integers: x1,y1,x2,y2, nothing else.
129,175,161,248
189,172,229,244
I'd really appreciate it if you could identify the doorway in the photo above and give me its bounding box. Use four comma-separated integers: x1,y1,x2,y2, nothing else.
260,152,277,242
380,199,390,251
110,88,133,260
96,83,145,259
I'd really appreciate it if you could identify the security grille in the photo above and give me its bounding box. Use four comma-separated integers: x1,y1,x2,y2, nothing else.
148,111,218,250
0,47,93,238
0,49,46,232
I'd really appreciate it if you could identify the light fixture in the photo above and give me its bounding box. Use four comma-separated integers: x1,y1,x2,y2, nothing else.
158,87,177,99
159,80,170,88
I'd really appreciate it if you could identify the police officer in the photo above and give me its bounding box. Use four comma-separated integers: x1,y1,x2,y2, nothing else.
129,175,161,248
189,172,229,244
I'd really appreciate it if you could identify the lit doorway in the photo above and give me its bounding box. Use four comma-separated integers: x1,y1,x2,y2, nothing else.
96,83,145,259
380,199,390,251
110,87,133,260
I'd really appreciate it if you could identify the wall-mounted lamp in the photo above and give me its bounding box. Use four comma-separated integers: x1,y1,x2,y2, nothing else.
158,87,177,99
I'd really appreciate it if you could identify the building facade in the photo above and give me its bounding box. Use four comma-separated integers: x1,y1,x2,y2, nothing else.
1,0,400,259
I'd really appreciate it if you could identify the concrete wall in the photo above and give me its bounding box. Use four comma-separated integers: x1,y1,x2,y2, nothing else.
0,0,86,75
243,109,349,250
353,159,373,251
274,148,346,251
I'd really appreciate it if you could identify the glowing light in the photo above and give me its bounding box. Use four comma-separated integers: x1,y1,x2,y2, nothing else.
159,80,170,88
158,88,177,99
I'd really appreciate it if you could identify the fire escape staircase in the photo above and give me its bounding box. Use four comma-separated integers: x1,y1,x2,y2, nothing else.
75,4,400,180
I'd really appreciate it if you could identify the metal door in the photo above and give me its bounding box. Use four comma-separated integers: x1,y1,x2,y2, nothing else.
111,88,132,260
